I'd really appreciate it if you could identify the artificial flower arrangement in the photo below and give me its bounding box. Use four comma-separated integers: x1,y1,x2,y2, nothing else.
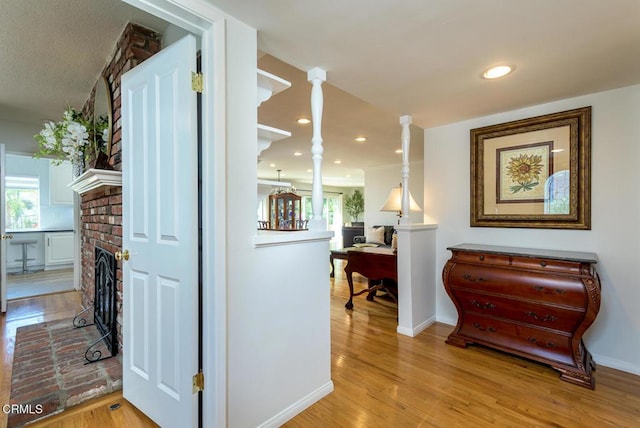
34,107,109,169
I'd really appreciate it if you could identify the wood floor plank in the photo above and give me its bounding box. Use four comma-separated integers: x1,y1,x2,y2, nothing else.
284,260,640,427
7,268,75,300
3,260,640,427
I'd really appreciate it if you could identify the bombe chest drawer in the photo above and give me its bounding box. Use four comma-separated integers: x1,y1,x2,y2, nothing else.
442,244,601,389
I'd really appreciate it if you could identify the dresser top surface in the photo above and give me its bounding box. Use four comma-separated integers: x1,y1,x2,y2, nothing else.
448,243,598,263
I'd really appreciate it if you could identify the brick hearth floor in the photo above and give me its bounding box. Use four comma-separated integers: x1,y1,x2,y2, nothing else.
8,317,122,427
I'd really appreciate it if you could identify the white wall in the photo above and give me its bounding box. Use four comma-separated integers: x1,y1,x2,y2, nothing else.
225,18,332,427
364,161,424,226
0,119,40,154
425,84,640,375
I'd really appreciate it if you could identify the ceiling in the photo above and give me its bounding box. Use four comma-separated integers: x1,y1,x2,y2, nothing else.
3,1,640,187
0,0,170,151
257,54,423,187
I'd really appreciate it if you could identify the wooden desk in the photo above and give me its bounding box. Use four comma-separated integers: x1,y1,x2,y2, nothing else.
344,247,397,309
329,248,352,278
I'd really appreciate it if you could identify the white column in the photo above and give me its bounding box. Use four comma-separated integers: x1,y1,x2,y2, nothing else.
396,224,437,337
307,67,327,231
399,115,412,225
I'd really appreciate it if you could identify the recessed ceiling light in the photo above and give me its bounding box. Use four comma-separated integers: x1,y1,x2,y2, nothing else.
307,169,312,173
395,149,403,154
269,163,276,167
334,160,342,164
355,137,367,142
297,118,311,124
346,174,351,178
483,65,513,79
293,152,302,156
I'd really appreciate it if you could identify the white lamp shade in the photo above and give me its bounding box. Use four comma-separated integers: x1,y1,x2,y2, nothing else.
380,187,421,212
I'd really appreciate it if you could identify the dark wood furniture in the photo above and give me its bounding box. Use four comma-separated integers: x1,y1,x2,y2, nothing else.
268,191,307,230
329,248,351,277
342,225,364,248
344,247,397,309
443,244,601,389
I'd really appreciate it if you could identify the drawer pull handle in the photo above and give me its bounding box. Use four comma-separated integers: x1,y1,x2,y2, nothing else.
463,274,486,283
473,323,496,332
479,255,485,261
540,261,547,267
528,337,556,348
471,300,496,310
534,285,567,295
526,311,558,322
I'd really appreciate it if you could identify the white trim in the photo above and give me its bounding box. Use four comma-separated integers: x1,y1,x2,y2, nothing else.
436,316,457,327
68,169,122,194
257,381,335,428
397,316,435,337
395,223,438,231
123,1,228,427
585,353,640,376
434,317,640,376
254,231,334,248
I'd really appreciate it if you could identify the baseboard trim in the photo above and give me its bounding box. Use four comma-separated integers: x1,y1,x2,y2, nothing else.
397,316,436,337
257,380,334,428
435,317,640,377
591,353,640,376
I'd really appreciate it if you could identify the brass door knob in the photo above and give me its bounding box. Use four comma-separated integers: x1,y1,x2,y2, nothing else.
1,234,14,240
115,250,130,261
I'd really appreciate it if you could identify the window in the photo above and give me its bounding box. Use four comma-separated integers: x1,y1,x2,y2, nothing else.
302,193,343,247
5,176,40,231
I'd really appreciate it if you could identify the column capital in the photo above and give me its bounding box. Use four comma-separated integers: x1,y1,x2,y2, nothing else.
399,115,412,126
307,67,327,82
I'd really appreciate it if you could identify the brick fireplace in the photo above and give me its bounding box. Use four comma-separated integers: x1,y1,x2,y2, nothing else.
79,23,161,350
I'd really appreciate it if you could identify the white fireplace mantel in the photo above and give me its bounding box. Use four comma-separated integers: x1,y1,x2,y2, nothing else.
69,168,122,194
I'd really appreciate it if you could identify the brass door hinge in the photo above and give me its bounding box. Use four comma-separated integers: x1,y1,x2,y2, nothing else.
192,371,204,393
192,72,203,93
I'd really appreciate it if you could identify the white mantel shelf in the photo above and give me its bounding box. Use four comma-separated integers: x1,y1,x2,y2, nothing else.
68,169,122,194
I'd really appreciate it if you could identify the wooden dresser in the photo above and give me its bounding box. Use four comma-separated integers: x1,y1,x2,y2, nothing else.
443,244,601,389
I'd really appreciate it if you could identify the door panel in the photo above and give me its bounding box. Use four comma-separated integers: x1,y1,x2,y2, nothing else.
121,34,198,427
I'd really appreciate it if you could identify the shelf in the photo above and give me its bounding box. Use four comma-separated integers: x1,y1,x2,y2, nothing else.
254,230,334,248
257,69,291,107
257,123,292,156
69,169,122,194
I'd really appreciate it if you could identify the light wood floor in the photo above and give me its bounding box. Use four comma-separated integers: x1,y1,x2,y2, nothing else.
0,291,156,428
7,268,75,300
2,262,640,427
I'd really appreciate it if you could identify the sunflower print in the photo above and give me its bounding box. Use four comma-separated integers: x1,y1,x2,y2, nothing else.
506,153,543,193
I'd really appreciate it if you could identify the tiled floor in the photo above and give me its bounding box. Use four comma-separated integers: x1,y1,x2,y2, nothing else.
8,317,121,427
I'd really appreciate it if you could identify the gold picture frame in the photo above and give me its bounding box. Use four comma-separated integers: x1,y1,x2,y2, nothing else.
470,106,591,229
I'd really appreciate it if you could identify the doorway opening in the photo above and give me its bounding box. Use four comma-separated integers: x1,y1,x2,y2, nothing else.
5,154,76,300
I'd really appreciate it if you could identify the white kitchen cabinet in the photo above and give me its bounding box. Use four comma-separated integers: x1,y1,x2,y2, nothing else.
49,160,73,205
6,233,45,272
44,232,74,268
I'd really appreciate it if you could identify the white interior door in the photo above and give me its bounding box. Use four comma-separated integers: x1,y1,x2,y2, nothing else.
1,144,7,312
121,35,199,427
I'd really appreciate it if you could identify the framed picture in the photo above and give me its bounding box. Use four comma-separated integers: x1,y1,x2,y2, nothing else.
470,106,591,229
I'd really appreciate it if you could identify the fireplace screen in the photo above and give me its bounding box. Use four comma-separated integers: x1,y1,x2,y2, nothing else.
73,246,118,364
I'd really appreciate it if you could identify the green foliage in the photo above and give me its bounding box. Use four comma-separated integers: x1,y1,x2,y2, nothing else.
34,107,108,166
6,189,38,230
344,189,364,222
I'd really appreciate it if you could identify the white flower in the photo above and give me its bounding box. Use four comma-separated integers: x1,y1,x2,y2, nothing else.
39,121,58,150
